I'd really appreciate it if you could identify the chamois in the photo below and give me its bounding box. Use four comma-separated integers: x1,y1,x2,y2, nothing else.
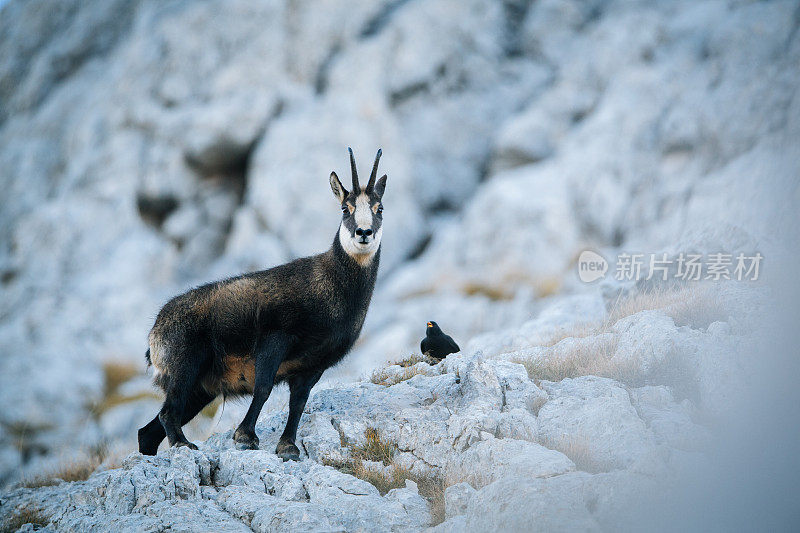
138,148,387,460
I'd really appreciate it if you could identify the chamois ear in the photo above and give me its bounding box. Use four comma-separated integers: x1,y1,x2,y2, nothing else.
330,172,347,203
374,174,387,199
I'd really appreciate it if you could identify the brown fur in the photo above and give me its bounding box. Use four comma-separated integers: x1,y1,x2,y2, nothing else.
138,148,387,457
209,356,307,396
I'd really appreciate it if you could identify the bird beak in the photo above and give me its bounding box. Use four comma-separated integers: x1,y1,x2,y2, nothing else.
426,322,432,327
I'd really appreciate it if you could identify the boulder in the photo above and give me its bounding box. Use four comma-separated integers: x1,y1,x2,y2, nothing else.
538,376,659,471
443,482,476,520
462,473,600,532
444,437,575,487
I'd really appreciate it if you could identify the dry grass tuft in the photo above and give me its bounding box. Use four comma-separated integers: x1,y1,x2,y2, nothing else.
460,273,560,300
534,284,724,349
369,365,429,387
89,360,159,417
101,360,139,397
91,391,161,418
322,458,446,524
416,474,446,525
533,276,562,298
322,457,404,493
540,435,607,473
606,283,724,329
538,323,599,348
20,461,97,488
2,505,49,532
323,428,447,525
19,446,110,488
513,284,720,389
461,282,514,301
440,468,497,494
513,335,622,383
396,353,425,368
352,427,397,465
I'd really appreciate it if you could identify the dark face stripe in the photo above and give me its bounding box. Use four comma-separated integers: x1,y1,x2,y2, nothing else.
341,192,383,237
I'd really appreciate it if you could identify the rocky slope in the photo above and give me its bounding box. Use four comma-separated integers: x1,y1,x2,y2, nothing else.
0,0,798,516
0,285,759,531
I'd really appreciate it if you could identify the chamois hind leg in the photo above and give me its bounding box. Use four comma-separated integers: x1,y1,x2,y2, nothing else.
138,388,215,455
276,370,323,461
233,333,291,450
157,350,208,450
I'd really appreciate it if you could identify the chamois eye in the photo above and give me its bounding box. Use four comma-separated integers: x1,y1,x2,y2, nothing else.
377,205,383,214
341,205,348,215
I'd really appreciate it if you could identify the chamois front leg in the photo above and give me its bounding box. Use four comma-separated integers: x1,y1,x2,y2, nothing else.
233,333,290,450
276,370,324,461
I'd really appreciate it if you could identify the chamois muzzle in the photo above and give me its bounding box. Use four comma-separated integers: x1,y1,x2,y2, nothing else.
355,227,373,243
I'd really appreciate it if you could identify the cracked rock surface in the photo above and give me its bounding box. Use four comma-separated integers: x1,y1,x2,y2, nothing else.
0,0,796,528
1,290,747,530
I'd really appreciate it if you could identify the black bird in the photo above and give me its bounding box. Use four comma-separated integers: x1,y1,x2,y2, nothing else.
421,321,460,361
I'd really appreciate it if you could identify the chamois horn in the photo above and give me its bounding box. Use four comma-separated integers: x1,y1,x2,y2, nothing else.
366,148,382,193
348,147,359,192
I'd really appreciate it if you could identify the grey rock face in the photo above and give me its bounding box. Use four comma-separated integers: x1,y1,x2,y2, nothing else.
0,286,756,530
0,0,794,525
443,482,476,521
0,446,428,532
537,376,657,472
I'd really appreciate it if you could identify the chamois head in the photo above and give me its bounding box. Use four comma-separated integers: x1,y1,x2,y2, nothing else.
329,148,387,264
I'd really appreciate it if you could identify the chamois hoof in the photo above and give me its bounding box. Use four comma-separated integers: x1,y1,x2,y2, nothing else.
138,429,160,456
234,429,260,450
139,442,159,456
276,439,301,461
174,440,198,451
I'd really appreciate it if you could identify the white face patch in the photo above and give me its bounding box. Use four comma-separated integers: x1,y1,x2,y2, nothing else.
338,192,383,266
354,194,372,229
339,224,382,266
